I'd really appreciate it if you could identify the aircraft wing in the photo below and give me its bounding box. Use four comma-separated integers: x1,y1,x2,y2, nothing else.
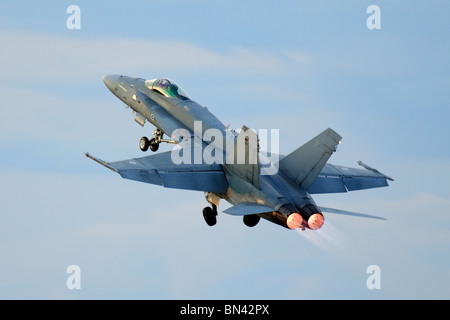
85,151,228,193
308,161,394,194
87,91,230,193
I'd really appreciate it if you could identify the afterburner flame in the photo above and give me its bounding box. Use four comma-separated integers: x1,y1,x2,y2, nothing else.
308,213,324,230
287,212,303,230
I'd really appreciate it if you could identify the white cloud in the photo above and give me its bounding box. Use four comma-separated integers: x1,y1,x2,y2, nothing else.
0,30,312,83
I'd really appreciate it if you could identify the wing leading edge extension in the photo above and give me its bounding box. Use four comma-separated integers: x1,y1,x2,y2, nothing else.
85,151,228,193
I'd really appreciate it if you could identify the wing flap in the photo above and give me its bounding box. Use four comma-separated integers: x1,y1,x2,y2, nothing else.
308,162,393,194
342,176,388,191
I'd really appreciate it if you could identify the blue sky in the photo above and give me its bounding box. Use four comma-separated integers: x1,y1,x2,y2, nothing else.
0,1,449,299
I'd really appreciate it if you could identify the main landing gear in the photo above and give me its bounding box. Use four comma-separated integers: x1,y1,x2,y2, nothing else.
203,192,219,227
243,214,260,227
202,206,261,228
203,204,218,227
202,192,261,228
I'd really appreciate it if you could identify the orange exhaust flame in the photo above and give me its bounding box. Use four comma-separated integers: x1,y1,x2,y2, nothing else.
287,212,303,230
308,213,324,230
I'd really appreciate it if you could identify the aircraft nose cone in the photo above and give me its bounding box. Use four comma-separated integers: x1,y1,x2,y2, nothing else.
103,74,119,91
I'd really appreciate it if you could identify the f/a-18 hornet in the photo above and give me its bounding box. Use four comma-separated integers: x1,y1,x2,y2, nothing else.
86,75,393,231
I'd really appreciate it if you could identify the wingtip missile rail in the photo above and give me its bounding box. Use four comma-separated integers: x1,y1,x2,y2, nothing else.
85,152,118,173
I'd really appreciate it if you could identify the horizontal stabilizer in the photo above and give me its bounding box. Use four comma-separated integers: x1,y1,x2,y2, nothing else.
319,206,386,220
223,202,276,216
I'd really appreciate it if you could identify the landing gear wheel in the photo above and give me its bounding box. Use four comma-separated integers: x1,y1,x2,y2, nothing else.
203,207,217,226
243,214,260,227
149,138,159,152
139,136,149,151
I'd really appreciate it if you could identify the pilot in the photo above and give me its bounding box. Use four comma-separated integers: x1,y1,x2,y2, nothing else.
155,78,189,100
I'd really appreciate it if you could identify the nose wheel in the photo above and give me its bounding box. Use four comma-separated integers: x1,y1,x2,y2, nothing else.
139,128,179,152
140,137,160,152
139,127,164,152
139,137,149,151
149,139,159,151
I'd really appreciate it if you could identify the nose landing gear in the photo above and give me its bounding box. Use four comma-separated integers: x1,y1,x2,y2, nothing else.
139,128,169,152
139,137,159,152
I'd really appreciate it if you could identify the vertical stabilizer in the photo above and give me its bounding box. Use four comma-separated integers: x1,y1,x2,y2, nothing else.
225,126,259,188
279,128,342,190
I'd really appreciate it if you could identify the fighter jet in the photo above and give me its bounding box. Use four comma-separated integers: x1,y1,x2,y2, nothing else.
86,74,393,231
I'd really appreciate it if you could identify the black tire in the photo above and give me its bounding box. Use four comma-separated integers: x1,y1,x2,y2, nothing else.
139,136,149,151
149,138,159,152
243,214,260,227
203,207,217,226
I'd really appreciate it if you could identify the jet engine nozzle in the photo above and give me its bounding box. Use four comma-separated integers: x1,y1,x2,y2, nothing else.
297,204,325,230
307,213,324,230
286,212,303,230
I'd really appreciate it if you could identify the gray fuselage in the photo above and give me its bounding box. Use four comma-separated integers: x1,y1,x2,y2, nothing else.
103,74,320,229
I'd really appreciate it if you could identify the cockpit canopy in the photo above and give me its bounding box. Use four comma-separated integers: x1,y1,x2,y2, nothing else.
145,78,190,100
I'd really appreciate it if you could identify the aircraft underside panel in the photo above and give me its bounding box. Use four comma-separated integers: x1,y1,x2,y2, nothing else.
117,169,228,193
108,151,229,193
